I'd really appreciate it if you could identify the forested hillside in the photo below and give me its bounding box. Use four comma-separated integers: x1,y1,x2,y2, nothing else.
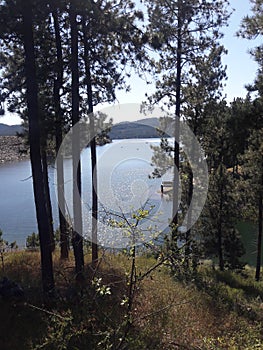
0,123,23,136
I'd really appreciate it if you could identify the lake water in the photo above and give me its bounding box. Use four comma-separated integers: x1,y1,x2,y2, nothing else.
0,138,260,264
0,139,173,247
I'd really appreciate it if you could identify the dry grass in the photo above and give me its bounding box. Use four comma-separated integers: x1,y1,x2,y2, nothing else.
0,250,262,349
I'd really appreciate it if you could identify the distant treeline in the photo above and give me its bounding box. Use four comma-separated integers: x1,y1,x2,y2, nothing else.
0,120,166,139
0,123,23,136
109,118,169,139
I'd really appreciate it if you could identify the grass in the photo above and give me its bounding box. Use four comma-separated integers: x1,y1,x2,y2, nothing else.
0,250,262,349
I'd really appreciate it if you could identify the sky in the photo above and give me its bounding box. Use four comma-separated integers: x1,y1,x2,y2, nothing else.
114,0,261,105
0,0,260,125
222,0,261,100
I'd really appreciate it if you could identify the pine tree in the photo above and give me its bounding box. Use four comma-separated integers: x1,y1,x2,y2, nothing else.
238,0,263,280
50,0,69,260
181,44,227,266
146,4,229,266
144,0,230,225
239,129,263,280
193,100,247,271
77,0,145,263
69,2,84,276
1,0,147,270
21,0,55,292
199,164,245,270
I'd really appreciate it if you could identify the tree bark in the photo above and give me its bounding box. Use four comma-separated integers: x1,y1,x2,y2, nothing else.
218,164,224,271
51,3,69,259
22,1,54,293
185,169,193,268
82,14,98,265
172,1,182,229
41,147,55,252
69,3,84,275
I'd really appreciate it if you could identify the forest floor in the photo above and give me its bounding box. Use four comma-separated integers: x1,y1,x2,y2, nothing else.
0,250,262,350
0,136,29,163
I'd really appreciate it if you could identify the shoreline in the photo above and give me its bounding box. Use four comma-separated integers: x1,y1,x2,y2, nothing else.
0,136,29,163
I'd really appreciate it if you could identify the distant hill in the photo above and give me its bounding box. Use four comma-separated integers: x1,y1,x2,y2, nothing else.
109,117,164,139
0,118,164,139
0,123,23,136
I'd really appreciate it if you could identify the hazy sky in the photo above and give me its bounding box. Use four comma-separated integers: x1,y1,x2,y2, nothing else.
115,0,260,105
223,0,260,100
0,0,260,125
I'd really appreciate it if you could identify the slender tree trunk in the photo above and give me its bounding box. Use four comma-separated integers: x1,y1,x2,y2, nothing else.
82,15,98,265
185,169,193,268
172,2,182,229
218,164,224,271
185,120,198,268
41,147,55,252
70,4,84,276
255,192,262,281
22,1,54,293
51,4,69,259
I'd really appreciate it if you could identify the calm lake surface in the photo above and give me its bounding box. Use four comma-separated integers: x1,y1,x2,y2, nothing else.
0,138,259,265
0,139,169,247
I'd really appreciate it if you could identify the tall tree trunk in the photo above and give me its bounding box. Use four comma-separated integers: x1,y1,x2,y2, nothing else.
255,192,262,281
218,164,224,271
51,4,69,259
185,169,193,268
185,120,198,268
22,1,54,293
41,147,55,252
172,2,182,229
82,15,98,265
69,3,84,276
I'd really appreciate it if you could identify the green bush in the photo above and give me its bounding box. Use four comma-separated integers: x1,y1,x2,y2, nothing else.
26,232,40,250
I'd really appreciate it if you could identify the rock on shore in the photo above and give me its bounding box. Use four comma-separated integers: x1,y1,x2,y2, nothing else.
0,136,29,163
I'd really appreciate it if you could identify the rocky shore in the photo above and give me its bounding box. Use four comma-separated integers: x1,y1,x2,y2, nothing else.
0,136,29,163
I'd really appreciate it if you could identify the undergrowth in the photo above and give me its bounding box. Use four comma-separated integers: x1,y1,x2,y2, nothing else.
0,250,262,350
